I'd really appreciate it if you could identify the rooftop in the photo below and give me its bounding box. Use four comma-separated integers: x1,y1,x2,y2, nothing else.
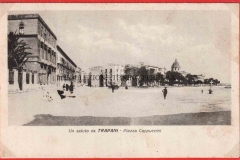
57,45,77,67
172,59,181,68
8,14,57,40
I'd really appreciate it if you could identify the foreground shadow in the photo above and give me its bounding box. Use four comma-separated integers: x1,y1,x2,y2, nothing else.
23,111,231,126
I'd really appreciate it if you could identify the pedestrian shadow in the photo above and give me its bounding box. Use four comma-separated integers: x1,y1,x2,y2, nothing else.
57,90,75,99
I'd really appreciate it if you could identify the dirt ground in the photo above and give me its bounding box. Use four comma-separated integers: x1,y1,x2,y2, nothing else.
8,86,231,126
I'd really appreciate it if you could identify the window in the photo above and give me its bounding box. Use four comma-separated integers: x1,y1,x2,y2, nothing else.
26,72,30,84
41,42,43,49
19,21,25,35
41,26,43,37
32,73,34,84
9,70,14,84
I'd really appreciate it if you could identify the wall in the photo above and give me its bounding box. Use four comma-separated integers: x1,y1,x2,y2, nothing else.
8,19,38,35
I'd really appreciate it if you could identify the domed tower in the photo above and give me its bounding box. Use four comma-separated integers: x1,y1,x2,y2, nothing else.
171,59,181,72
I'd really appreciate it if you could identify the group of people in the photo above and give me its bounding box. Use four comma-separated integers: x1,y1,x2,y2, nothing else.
63,81,74,93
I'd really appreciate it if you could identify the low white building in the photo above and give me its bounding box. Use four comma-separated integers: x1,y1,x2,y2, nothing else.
89,64,124,87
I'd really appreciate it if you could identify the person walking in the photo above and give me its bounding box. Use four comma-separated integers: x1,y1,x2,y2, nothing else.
66,82,69,91
125,82,128,90
162,87,168,99
69,81,74,94
201,89,203,93
111,83,115,93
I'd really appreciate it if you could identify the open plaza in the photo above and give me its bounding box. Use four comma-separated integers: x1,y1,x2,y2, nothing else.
7,12,232,126
8,85,231,126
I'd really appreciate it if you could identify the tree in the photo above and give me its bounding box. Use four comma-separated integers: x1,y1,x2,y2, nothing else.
213,79,220,85
195,80,203,84
8,31,32,90
123,66,139,86
186,74,195,85
148,68,155,86
204,79,209,84
8,31,32,70
166,71,185,86
156,72,164,86
204,78,220,85
165,71,174,85
138,66,148,86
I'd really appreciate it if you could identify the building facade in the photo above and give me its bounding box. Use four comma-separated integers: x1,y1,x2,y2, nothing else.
56,45,77,87
139,62,166,75
8,14,57,92
89,64,124,87
105,63,124,86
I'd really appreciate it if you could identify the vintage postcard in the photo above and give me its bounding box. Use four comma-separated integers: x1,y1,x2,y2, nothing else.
0,3,239,158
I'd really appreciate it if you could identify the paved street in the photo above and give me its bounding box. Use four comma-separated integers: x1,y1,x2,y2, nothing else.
8,86,231,126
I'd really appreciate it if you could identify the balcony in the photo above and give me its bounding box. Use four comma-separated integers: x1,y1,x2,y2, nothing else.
39,58,56,68
51,62,57,68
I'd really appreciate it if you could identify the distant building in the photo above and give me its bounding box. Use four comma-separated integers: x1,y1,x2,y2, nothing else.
89,66,104,87
171,59,191,77
89,64,124,87
145,65,166,75
138,62,166,75
56,45,77,84
171,59,181,72
170,59,205,82
8,14,57,92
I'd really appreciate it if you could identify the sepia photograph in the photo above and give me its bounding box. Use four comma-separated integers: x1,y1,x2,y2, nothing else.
0,3,239,158
7,9,232,126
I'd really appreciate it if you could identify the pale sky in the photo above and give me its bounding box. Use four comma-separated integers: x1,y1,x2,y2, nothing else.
10,10,232,83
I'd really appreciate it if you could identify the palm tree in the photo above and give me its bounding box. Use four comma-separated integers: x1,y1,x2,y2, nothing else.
138,66,148,86
8,31,32,70
8,31,32,89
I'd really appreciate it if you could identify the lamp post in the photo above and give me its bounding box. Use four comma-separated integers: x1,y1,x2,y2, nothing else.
209,80,213,94
210,80,213,89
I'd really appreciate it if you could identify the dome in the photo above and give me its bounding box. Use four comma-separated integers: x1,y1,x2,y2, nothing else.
171,59,180,68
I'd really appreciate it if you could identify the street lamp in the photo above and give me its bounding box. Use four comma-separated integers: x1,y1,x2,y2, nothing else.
209,80,213,94
210,80,213,89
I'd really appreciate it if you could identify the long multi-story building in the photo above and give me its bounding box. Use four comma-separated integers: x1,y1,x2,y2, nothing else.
56,45,77,87
8,14,57,91
8,14,78,92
